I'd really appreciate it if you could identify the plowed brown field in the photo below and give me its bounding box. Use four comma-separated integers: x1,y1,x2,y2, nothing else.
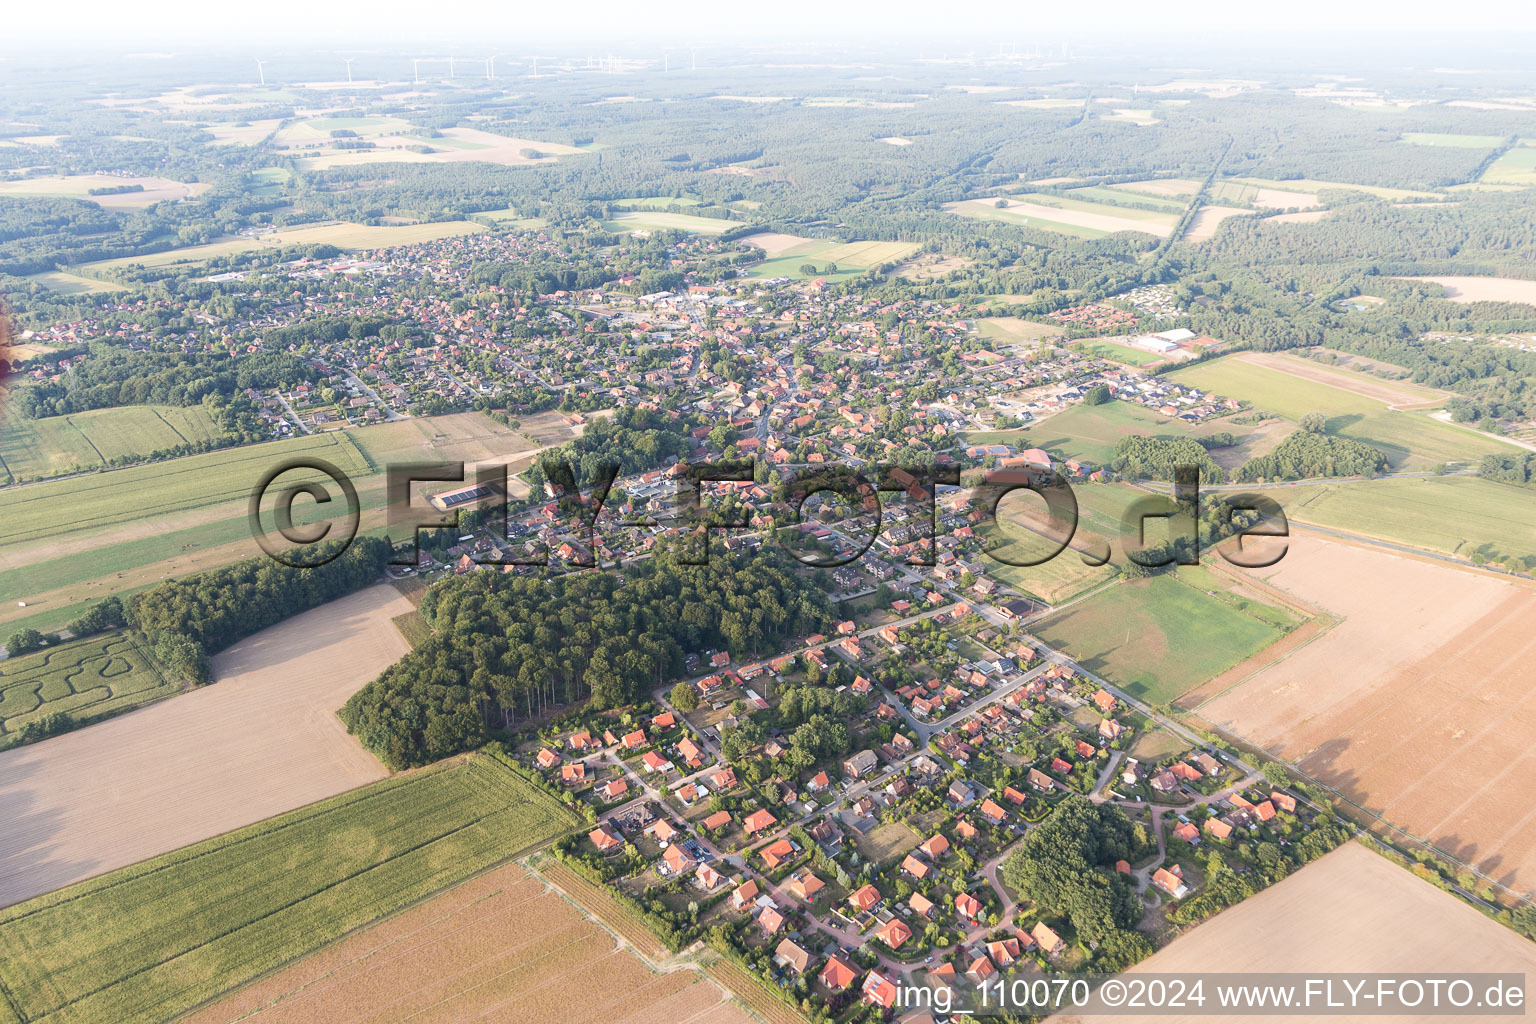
1192,538,1536,891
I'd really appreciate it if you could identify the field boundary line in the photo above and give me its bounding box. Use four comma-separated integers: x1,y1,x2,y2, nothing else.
1178,614,1342,712
159,766,583,1024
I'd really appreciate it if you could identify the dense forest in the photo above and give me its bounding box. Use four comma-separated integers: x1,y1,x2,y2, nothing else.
340,546,833,769
1111,434,1226,483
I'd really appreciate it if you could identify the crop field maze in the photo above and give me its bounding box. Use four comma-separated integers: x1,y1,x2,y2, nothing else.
0,632,175,747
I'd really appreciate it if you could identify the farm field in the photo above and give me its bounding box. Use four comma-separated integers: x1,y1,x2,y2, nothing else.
0,173,207,208
1479,141,1536,186
0,585,412,908
77,219,486,273
986,548,1117,606
1229,175,1444,201
0,413,563,636
0,404,227,483
947,196,1177,238
1029,398,1255,467
18,270,127,295
0,753,581,1024
0,429,371,549
602,209,738,234
1189,537,1536,892
181,860,750,1024
1259,475,1536,563
1181,205,1253,241
1394,275,1536,306
1029,570,1291,704
288,126,587,170
1239,351,1449,408
1062,184,1187,212
745,238,920,280
1109,177,1203,197
1168,354,1519,469
0,631,176,747
1056,843,1536,1024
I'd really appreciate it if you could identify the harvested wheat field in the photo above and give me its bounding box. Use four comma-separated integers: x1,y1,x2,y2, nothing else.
184,861,754,1024
738,231,812,256
1396,275,1536,307
0,585,409,907
1269,208,1332,223
1181,206,1252,241
1191,537,1536,891
1109,177,1202,197
1053,843,1536,1024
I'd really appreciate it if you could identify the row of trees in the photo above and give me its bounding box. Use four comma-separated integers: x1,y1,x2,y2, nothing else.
126,537,391,680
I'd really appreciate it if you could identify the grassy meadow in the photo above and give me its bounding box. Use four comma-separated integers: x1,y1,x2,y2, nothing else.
0,753,580,1024
1168,357,1518,470
745,239,920,280
602,209,739,234
1260,475,1536,565
1030,571,1293,704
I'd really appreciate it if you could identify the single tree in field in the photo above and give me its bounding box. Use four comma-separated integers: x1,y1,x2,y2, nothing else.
799,263,817,276
1300,412,1327,434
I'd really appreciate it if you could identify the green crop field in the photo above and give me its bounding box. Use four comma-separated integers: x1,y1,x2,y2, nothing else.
746,238,920,280
0,631,176,746
602,209,738,234
0,430,371,547
19,271,127,295
77,220,485,274
1230,176,1444,201
611,195,704,208
1029,571,1291,704
1481,141,1536,186
1259,475,1536,565
945,200,1108,239
1167,357,1519,470
0,753,581,1024
1063,185,1188,213
0,405,228,482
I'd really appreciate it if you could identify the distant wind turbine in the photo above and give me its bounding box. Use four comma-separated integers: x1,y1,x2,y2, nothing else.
343,57,354,84
255,58,266,86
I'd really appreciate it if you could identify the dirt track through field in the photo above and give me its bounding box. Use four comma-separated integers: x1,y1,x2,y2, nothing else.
183,862,754,1024
1053,843,1536,1024
1235,351,1449,410
1196,538,1536,891
0,585,409,908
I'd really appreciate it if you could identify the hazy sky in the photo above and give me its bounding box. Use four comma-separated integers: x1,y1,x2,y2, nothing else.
9,0,1536,47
